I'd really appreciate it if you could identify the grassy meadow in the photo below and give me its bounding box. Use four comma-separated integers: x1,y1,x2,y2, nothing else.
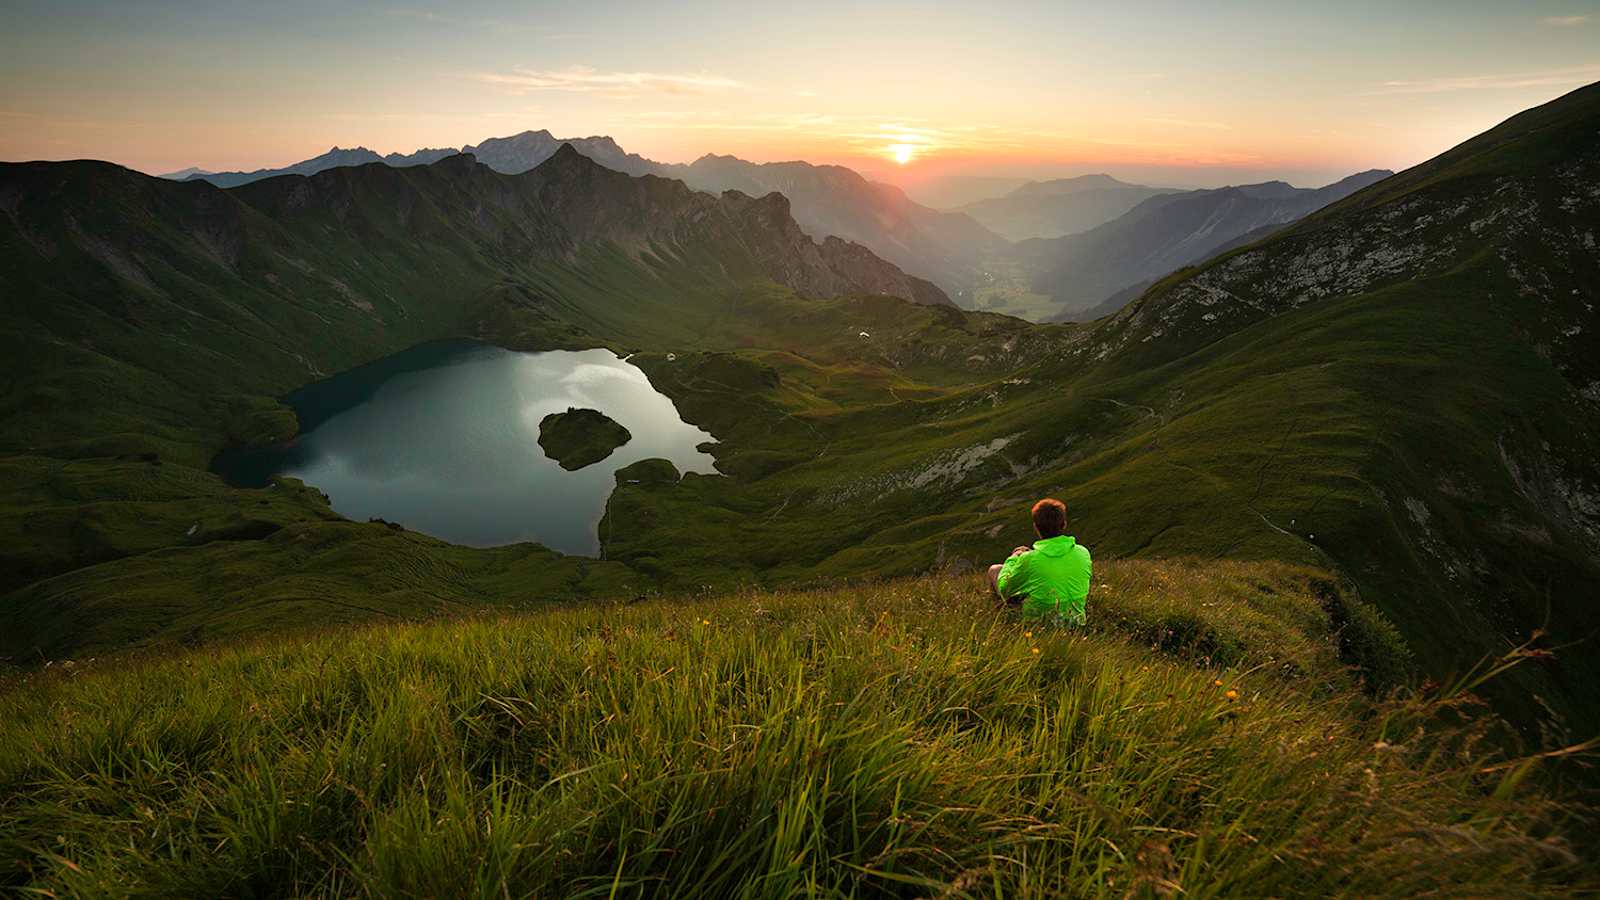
2,560,1591,896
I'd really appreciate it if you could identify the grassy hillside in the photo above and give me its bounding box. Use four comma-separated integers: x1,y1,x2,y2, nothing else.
3,562,1590,896
1071,82,1600,733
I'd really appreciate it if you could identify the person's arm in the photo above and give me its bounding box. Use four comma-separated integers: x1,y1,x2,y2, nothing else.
995,552,1028,603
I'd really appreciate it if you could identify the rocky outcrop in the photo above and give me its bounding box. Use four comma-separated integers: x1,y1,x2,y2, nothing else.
518,145,953,305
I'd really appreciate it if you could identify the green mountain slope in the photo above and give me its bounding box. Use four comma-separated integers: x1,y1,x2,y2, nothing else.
3,564,1590,895
1073,81,1600,729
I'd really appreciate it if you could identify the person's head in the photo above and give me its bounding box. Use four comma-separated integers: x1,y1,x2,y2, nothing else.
1031,498,1068,538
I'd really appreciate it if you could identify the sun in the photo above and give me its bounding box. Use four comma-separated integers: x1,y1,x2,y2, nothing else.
888,143,917,165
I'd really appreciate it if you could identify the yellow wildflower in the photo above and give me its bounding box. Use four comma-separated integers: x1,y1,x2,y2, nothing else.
1226,689,1239,700
1031,647,1040,655
1213,679,1224,687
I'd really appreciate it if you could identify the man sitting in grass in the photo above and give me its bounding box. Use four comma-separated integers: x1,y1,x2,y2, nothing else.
988,498,1092,625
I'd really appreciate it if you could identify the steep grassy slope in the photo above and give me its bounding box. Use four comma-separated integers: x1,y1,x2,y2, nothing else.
1072,82,1600,732
3,563,1590,896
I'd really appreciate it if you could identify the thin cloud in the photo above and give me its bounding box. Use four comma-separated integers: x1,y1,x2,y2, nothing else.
469,66,744,97
1367,63,1600,94
1540,15,1590,26
1144,117,1231,130
0,109,110,128
384,8,517,29
385,9,456,23
614,111,1028,154
793,90,820,98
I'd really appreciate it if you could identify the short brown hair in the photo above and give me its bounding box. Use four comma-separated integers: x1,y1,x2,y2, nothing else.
1031,498,1067,538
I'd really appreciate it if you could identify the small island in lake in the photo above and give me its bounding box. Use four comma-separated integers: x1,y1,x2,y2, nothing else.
537,407,632,470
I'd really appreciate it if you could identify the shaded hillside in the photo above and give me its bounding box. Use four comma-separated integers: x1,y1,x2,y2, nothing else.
957,174,1177,240
1021,169,1393,317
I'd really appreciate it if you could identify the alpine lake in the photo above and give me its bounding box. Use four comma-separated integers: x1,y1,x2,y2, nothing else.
215,341,718,555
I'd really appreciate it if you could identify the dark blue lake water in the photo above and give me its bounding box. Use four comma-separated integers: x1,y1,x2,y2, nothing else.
215,341,717,555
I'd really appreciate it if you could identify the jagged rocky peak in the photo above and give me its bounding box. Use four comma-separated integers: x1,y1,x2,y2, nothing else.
495,129,556,143
535,142,608,177
426,152,478,175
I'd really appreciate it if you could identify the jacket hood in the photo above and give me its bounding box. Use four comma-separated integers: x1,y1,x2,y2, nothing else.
1034,535,1077,557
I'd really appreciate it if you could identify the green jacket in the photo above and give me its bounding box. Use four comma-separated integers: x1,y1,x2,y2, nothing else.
997,535,1092,625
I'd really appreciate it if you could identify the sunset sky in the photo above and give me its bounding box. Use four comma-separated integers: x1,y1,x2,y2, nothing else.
3,0,1598,188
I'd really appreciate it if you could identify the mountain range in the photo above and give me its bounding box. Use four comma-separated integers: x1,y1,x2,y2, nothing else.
164,134,1396,323
901,174,1032,209
1017,169,1394,318
162,132,663,187
954,173,1179,241
671,154,1009,297
167,131,1002,301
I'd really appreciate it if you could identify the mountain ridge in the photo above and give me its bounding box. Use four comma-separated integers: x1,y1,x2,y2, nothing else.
1020,168,1395,318
956,174,1179,241
162,132,1008,301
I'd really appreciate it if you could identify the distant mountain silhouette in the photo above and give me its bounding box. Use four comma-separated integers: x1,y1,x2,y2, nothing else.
1021,169,1394,317
175,133,656,188
157,166,214,180
956,174,1178,240
166,132,1008,300
669,155,1007,299
462,130,665,178
902,174,1030,209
